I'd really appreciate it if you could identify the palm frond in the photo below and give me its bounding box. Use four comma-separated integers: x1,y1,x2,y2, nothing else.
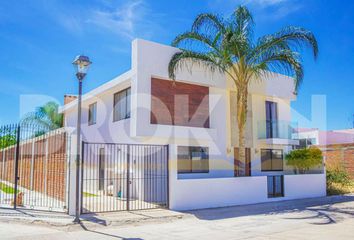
168,51,225,80
171,31,220,54
250,26,318,63
21,101,63,130
232,6,254,38
251,49,304,91
191,13,226,35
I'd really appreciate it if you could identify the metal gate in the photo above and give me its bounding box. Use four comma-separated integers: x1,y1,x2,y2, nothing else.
0,124,69,212
81,143,169,213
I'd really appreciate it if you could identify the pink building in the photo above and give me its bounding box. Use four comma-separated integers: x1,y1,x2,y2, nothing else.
297,128,354,147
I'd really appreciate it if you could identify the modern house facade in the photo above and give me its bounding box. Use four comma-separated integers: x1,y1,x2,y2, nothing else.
60,39,326,212
297,128,354,147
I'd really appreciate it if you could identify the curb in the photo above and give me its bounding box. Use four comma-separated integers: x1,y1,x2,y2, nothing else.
0,210,188,230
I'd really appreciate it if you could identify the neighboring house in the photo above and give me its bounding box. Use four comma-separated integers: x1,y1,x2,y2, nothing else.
297,128,354,148
60,39,326,211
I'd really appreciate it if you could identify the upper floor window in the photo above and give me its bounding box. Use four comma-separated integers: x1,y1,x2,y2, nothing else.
261,149,283,171
88,102,97,125
113,87,131,122
265,101,278,138
177,146,209,174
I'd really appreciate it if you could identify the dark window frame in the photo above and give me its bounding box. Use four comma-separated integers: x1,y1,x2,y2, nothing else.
177,146,209,174
265,101,278,138
261,149,283,172
88,102,97,126
113,87,131,122
267,175,284,198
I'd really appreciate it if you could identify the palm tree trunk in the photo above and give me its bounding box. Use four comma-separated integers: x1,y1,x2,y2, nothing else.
236,88,248,169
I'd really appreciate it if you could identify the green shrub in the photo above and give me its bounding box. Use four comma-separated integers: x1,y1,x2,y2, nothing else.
0,134,17,149
326,167,352,195
326,167,351,186
285,147,323,174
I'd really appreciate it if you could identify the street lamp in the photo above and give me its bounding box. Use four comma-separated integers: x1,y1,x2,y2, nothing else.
72,55,91,223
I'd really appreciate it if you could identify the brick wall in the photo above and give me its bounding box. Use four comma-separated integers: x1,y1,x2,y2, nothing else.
319,143,354,179
64,95,77,105
0,132,68,202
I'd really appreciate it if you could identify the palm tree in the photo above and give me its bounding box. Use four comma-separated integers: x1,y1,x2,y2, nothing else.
168,6,318,164
21,101,64,131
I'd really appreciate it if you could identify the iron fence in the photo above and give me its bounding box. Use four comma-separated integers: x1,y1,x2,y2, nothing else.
81,142,169,213
0,124,70,212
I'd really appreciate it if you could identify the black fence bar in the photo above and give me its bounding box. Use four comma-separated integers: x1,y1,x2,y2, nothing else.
81,142,169,213
126,145,130,211
0,123,70,212
13,126,20,209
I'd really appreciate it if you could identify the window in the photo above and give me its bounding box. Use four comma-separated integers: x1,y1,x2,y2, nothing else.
113,87,131,122
267,175,284,198
177,146,209,173
88,102,97,125
261,149,283,171
297,138,317,149
265,101,278,138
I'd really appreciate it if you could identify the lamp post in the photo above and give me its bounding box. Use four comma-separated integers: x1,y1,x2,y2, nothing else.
72,55,91,223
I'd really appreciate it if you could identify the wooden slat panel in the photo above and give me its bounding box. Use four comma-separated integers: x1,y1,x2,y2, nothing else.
151,78,210,128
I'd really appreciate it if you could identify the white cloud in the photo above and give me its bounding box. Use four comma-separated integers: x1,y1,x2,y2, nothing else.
245,0,289,6
208,0,301,18
89,0,157,40
32,0,85,34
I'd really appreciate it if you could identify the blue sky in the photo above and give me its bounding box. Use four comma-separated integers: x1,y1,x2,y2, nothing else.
0,0,353,130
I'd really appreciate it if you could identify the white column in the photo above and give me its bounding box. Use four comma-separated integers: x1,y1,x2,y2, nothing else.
67,131,81,216
29,141,35,190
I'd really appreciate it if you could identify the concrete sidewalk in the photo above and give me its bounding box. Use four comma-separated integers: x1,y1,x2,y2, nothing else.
0,194,353,229
0,207,186,229
1,194,354,240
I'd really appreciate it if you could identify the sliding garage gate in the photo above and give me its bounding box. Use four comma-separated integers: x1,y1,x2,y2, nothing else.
81,143,169,213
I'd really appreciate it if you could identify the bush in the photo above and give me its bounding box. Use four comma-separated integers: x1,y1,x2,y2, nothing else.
0,134,17,149
326,167,351,186
285,147,323,174
326,167,352,195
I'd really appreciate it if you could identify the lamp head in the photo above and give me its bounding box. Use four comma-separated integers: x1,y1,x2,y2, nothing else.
72,55,92,75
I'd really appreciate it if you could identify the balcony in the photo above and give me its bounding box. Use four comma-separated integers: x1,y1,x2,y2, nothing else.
257,120,299,145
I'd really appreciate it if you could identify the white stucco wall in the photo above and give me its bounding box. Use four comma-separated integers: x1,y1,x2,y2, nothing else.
170,173,326,211
284,174,326,199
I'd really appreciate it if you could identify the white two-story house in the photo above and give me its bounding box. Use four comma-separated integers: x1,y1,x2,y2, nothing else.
61,39,326,212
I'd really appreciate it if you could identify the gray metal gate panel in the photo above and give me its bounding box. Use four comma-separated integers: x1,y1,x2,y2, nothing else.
81,143,169,213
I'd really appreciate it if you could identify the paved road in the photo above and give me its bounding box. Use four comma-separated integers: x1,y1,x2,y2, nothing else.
2,195,354,240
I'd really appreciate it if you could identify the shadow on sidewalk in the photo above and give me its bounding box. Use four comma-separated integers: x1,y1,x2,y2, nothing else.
185,195,354,223
79,221,143,240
